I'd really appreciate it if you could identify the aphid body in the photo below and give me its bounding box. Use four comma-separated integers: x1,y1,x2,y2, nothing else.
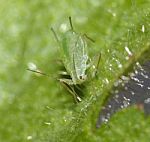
51,17,96,85
49,17,101,102
59,24,89,85
51,17,100,102
27,17,100,102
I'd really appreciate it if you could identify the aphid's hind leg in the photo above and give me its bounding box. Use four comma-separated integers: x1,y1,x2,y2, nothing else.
59,78,75,85
58,78,82,103
27,68,49,76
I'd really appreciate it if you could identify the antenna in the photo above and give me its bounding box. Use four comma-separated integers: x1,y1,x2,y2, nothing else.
27,68,49,77
69,16,74,30
51,27,60,43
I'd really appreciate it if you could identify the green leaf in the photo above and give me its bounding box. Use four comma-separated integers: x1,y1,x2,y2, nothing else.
0,0,149,142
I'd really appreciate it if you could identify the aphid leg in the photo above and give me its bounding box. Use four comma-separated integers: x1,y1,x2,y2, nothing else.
87,53,101,78
94,53,101,77
83,34,95,43
27,68,49,76
59,81,79,103
71,85,82,102
58,71,69,76
59,78,82,103
59,78,74,85
52,59,63,65
75,84,83,92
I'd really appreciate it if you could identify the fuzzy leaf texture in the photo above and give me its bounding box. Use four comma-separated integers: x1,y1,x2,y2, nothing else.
0,0,149,142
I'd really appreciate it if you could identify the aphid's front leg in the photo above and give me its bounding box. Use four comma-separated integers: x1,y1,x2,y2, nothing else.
59,78,74,85
58,71,69,76
83,34,95,43
58,78,82,103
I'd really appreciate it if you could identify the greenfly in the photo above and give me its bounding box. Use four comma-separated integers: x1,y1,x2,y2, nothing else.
51,17,101,102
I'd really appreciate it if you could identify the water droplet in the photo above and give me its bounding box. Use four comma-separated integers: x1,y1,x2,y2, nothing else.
64,117,67,122
77,96,82,102
136,62,142,69
118,63,122,68
109,67,112,71
136,83,144,88
105,78,109,84
144,98,150,104
123,99,130,107
124,46,133,56
121,75,129,81
141,72,148,79
131,76,143,83
121,83,125,87
27,135,32,140
112,13,116,17
129,72,135,78
92,65,96,69
131,91,135,95
114,81,119,87
115,59,122,68
101,116,108,123
134,70,138,74
107,9,116,17
141,25,145,33
44,122,51,125
125,56,129,60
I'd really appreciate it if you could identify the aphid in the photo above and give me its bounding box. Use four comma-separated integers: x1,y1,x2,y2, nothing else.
27,17,101,103
51,17,101,103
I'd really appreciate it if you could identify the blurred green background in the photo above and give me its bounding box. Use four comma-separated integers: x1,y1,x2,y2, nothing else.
0,0,150,142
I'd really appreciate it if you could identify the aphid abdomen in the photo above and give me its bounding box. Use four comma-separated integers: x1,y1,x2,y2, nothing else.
73,36,89,81
61,31,80,84
75,56,88,77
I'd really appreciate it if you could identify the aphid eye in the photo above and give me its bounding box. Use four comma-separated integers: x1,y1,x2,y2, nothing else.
79,76,83,79
79,75,87,80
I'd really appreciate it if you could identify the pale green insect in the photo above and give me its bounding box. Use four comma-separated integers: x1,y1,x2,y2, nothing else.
51,17,100,102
